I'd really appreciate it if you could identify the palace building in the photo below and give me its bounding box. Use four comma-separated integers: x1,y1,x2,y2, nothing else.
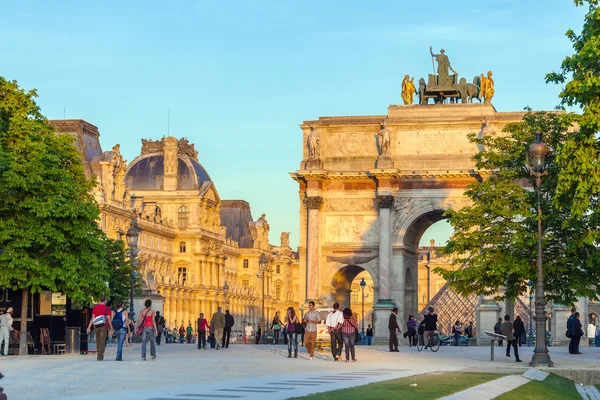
49,119,300,333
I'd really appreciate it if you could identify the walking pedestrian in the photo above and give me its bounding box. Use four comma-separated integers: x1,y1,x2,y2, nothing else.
197,313,210,349
223,310,234,348
341,308,358,362
210,307,226,350
500,315,522,362
255,326,262,344
111,301,129,361
388,307,400,352
0,308,18,356
272,312,282,345
86,296,113,361
452,321,462,346
494,318,503,346
423,307,437,349
186,323,193,344
284,307,299,358
366,324,373,346
155,312,165,345
126,318,135,346
178,325,185,343
244,323,254,344
325,303,344,361
405,315,417,347
594,325,600,347
303,301,320,360
137,299,158,361
513,316,525,347
465,321,474,339
568,312,583,355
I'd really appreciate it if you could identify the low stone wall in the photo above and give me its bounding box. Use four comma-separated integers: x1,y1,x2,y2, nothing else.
545,368,600,386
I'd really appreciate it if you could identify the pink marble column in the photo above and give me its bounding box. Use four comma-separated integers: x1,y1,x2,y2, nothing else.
376,195,394,301
306,196,323,300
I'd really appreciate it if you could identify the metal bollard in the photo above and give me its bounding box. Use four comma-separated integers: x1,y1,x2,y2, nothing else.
490,338,495,361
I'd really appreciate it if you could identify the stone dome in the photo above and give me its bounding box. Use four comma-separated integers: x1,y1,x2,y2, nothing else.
125,153,211,191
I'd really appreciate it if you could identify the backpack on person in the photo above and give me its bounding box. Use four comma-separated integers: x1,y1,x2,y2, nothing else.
112,310,125,330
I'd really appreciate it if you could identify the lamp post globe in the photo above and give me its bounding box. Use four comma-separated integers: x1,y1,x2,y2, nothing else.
527,130,553,367
126,225,139,248
360,277,366,342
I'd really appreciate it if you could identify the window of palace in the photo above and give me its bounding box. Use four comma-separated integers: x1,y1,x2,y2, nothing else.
351,286,359,304
178,267,187,285
179,241,186,253
178,206,189,228
275,285,282,300
276,265,280,274
243,259,249,268
242,279,249,288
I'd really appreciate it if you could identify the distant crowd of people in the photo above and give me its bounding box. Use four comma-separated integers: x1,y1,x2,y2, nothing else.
80,297,600,362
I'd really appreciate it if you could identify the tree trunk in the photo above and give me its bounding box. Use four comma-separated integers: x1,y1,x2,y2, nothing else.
19,288,28,356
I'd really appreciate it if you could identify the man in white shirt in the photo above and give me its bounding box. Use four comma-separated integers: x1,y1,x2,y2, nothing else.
325,302,344,361
0,307,18,356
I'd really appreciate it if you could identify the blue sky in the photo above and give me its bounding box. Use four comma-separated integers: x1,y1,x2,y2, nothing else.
0,0,586,248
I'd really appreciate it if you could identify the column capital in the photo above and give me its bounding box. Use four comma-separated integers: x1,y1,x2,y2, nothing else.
305,196,323,210
376,195,394,209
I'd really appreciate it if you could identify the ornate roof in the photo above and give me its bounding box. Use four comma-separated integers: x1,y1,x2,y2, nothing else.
125,137,211,191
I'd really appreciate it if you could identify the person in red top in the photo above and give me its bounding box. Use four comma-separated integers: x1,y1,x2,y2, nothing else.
197,313,210,350
137,299,158,360
86,296,113,361
341,308,359,363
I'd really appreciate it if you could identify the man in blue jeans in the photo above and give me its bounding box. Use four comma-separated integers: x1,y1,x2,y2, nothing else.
111,300,129,361
366,324,373,345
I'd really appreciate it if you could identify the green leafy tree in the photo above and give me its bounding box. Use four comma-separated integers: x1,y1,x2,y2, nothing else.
435,111,600,304
104,237,142,308
0,77,111,354
546,0,600,219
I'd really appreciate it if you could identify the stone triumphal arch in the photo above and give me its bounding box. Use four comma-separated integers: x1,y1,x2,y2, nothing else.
291,103,530,342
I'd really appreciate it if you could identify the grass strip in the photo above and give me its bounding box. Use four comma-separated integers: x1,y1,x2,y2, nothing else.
289,371,507,400
495,373,580,400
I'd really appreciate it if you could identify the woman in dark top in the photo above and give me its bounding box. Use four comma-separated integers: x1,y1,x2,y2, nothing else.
513,316,525,347
284,307,299,358
272,312,282,345
405,315,417,347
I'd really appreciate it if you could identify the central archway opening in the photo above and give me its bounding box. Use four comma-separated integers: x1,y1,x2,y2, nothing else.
332,266,375,330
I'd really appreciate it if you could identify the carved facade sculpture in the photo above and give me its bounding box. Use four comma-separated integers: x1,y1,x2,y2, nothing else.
307,124,320,159
326,216,379,243
280,232,290,248
430,46,457,86
481,71,495,104
178,138,199,160
141,139,165,155
323,198,375,212
401,75,417,105
377,122,391,157
250,214,270,250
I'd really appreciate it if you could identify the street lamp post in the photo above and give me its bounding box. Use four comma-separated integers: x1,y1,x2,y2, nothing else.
360,278,366,343
527,131,553,367
126,219,140,322
258,253,269,344
527,280,534,347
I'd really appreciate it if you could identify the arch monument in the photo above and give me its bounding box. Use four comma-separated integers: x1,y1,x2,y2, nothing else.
291,103,532,343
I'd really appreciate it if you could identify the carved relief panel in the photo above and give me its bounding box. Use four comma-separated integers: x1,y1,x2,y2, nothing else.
323,131,378,158
325,215,379,244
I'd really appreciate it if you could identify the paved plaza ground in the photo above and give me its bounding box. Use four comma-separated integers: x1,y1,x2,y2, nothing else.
1,342,599,400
